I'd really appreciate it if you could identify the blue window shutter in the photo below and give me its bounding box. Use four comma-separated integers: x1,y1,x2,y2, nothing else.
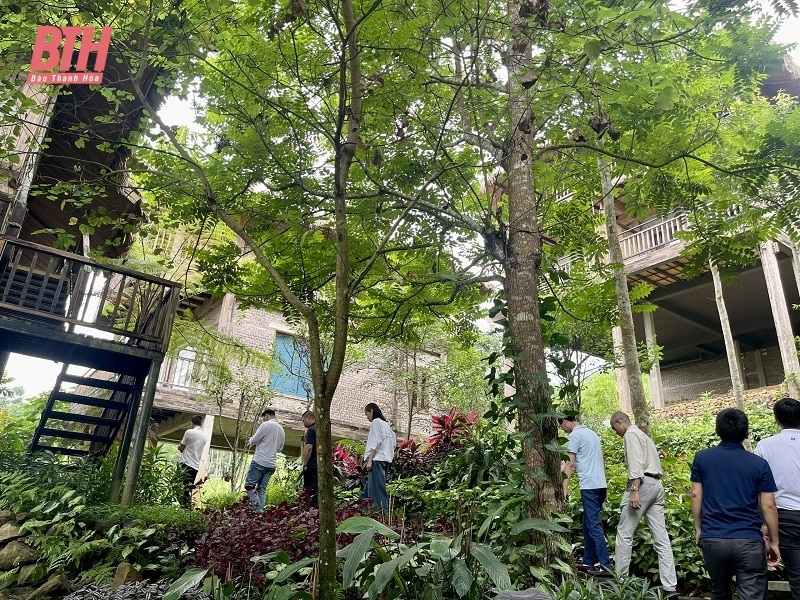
269,333,309,397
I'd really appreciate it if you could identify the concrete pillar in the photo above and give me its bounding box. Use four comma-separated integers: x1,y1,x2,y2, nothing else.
789,239,800,295
733,341,747,390
759,241,800,398
642,312,664,409
218,292,237,334
754,349,767,387
192,414,215,508
612,326,632,412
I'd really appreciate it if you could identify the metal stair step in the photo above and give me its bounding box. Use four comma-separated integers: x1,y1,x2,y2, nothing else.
38,427,113,443
60,373,136,393
50,391,128,411
44,411,119,428
31,445,92,457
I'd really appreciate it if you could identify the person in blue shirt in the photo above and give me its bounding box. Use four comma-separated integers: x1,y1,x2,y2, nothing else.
560,415,611,576
691,407,781,600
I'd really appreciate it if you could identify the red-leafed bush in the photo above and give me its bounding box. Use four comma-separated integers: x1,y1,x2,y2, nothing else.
195,493,366,584
391,438,425,478
426,407,479,453
193,491,412,587
333,444,361,477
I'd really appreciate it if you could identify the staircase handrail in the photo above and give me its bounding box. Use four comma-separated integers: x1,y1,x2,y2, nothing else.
0,235,181,353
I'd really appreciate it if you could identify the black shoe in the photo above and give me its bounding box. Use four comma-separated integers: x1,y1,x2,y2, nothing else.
587,565,613,578
576,564,593,572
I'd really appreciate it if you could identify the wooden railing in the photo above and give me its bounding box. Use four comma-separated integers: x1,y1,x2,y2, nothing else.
157,350,225,394
618,213,687,259
0,236,181,352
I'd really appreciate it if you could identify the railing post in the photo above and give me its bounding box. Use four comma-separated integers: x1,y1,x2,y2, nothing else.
120,360,162,506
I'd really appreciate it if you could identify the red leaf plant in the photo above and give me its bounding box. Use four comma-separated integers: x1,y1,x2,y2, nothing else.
426,407,479,453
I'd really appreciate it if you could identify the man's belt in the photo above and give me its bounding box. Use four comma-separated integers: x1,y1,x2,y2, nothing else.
644,473,661,479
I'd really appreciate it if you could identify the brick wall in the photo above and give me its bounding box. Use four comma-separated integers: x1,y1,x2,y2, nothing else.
171,301,435,442
661,345,786,402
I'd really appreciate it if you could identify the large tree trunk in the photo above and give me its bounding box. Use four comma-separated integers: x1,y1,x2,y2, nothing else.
598,155,651,435
710,260,745,410
504,0,565,558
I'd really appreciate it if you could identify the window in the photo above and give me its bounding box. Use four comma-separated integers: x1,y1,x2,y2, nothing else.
269,333,311,398
412,371,431,410
173,346,197,389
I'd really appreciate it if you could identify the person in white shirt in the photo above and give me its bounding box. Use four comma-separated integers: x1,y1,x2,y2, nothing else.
178,415,208,508
245,408,286,511
755,397,800,600
361,402,396,512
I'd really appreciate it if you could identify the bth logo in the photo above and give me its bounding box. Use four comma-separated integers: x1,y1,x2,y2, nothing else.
27,26,112,85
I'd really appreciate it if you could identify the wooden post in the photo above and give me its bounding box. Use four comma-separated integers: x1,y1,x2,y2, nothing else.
612,326,632,413
710,261,746,409
121,360,162,506
759,241,800,398
642,312,664,409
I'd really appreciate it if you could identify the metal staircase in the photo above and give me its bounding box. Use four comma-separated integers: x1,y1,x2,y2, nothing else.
0,236,181,461
30,368,144,456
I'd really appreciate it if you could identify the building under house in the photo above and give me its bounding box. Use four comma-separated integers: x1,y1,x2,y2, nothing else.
604,55,800,409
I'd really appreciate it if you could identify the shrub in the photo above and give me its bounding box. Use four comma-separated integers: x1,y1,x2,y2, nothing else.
194,494,368,587
134,444,185,506
201,479,242,510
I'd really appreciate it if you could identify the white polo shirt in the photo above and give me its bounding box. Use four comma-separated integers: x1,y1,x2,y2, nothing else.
755,428,800,510
179,427,207,470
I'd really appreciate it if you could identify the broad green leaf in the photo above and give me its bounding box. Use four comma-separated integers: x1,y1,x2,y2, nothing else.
429,538,450,558
162,568,209,600
263,586,296,600
510,518,568,535
451,558,473,598
656,86,679,110
336,515,399,539
338,528,375,589
584,40,602,59
469,544,511,590
367,542,425,599
274,556,315,583
251,551,292,565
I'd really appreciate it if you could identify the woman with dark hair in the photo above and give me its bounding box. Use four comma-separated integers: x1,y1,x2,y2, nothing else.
361,403,396,512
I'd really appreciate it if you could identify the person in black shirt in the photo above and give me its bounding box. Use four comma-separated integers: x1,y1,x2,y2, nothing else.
301,411,318,507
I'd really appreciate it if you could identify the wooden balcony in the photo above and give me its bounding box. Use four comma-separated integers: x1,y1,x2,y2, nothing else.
619,213,691,287
0,236,181,357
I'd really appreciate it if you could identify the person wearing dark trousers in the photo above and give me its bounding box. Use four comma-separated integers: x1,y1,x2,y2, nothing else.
559,415,612,576
755,397,800,600
301,410,318,507
178,415,207,508
692,408,781,600
361,403,395,512
245,409,286,511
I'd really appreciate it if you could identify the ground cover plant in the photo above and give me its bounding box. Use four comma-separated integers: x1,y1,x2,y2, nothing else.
0,392,791,598
0,449,203,592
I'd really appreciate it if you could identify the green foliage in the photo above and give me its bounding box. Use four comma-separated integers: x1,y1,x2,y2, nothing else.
134,444,185,506
337,516,512,599
201,479,243,510
266,463,301,507
540,574,670,599
0,374,24,406
578,373,620,427
0,394,46,453
0,447,203,586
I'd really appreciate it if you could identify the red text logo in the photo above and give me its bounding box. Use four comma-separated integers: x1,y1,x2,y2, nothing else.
27,26,113,85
